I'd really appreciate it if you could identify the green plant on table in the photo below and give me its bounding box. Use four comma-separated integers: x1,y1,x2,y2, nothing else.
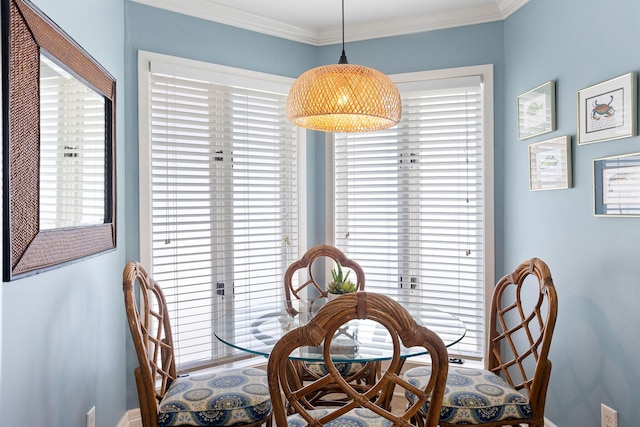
327,262,357,294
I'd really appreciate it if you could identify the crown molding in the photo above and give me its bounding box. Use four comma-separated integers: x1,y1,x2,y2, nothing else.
130,0,321,44
496,0,529,17
317,3,505,45
130,0,528,46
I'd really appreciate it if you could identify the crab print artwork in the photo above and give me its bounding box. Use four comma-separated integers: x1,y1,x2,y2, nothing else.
592,95,615,120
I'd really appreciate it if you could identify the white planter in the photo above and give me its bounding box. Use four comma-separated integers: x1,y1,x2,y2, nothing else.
327,292,341,302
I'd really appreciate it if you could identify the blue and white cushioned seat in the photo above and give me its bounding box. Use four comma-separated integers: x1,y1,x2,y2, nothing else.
302,361,368,377
157,367,272,427
404,366,532,424
287,408,393,427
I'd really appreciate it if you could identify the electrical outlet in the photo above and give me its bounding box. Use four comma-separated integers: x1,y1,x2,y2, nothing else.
601,403,618,427
86,406,96,427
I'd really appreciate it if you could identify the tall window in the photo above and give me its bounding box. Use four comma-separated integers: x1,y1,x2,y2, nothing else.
332,66,494,360
139,52,303,371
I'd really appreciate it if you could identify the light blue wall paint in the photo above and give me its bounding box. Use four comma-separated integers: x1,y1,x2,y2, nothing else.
318,22,504,75
5,0,631,425
0,1,127,426
123,1,319,409
504,1,640,426
124,1,505,413
125,2,315,80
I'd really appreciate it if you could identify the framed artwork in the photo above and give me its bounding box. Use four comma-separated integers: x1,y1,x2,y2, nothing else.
593,152,640,217
518,81,556,140
529,136,572,191
578,72,637,145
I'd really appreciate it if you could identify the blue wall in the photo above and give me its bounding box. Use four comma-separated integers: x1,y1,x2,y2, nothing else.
1,0,127,426
2,0,636,426
123,2,319,409
124,0,505,413
126,2,640,425
504,1,640,426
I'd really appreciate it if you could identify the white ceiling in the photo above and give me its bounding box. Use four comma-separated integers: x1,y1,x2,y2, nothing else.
130,0,528,45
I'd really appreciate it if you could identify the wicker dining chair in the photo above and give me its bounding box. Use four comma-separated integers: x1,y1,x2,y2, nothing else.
122,261,272,427
268,292,449,427
283,245,366,315
404,257,558,427
283,245,377,407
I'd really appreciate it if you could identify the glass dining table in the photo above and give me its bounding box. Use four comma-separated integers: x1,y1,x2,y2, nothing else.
213,296,466,363
214,296,466,410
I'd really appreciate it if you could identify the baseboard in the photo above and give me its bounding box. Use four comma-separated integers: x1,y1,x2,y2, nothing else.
118,409,142,427
545,417,558,427
119,407,555,427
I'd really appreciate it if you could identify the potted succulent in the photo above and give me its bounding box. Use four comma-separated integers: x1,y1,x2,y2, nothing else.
327,262,357,300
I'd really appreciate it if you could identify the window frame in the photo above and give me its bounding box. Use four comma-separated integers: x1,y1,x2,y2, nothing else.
137,50,307,370
326,64,495,363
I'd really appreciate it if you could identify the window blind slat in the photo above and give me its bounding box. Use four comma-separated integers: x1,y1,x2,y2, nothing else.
334,82,486,359
146,65,299,369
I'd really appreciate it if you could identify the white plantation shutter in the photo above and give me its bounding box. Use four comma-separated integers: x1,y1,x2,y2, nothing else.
141,55,300,370
333,73,491,359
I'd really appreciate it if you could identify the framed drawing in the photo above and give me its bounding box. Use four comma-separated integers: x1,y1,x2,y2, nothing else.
578,72,637,145
518,81,556,140
529,136,572,191
593,152,640,217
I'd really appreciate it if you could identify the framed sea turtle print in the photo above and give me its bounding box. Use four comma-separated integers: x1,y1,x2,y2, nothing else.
529,136,572,191
578,72,637,145
517,80,556,140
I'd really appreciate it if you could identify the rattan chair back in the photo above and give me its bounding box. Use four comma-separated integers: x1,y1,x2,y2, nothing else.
283,245,375,405
486,257,558,423
267,292,449,427
123,261,177,427
283,244,365,315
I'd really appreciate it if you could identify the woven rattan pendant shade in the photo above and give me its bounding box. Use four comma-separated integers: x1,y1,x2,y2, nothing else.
286,0,401,133
287,63,401,132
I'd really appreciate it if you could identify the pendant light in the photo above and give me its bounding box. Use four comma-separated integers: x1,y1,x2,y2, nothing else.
286,0,402,133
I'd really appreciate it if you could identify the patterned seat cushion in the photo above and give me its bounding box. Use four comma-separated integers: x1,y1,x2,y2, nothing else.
158,368,272,426
302,361,368,378
287,408,392,427
404,366,532,424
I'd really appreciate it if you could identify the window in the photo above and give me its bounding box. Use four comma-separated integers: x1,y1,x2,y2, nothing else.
331,66,494,360
139,52,304,371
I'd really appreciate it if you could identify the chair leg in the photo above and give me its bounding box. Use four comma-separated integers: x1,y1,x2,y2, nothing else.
406,401,425,427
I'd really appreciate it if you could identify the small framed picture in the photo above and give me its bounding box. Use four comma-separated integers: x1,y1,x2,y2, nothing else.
529,136,572,191
518,81,556,140
594,152,640,217
578,72,637,145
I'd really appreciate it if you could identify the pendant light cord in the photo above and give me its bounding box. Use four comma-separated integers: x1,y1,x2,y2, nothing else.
339,0,348,64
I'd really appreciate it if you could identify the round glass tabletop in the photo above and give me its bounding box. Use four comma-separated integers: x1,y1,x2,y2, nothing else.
213,297,466,362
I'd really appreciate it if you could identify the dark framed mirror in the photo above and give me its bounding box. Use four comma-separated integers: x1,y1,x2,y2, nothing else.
2,0,116,281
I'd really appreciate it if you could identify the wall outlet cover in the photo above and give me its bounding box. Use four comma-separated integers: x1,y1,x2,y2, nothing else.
601,403,618,427
87,406,96,427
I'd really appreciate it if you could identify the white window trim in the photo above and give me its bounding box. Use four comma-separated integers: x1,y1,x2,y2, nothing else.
137,49,307,273
326,63,494,364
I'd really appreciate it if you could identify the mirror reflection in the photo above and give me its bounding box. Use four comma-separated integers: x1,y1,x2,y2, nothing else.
39,54,106,230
